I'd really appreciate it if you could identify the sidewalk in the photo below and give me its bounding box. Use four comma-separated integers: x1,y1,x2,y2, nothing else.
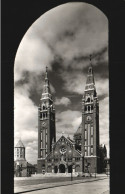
14,176,109,194
14,173,108,180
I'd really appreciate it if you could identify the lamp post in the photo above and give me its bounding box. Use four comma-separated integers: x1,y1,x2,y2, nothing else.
71,164,73,181
70,153,73,181
88,163,91,177
71,147,74,181
107,168,108,177
95,166,96,178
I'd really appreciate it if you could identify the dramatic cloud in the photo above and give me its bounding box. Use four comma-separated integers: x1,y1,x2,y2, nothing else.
14,2,109,164
26,143,38,164
14,36,54,82
62,71,86,95
60,69,109,99
36,2,108,65
56,110,81,138
55,97,71,106
14,85,38,163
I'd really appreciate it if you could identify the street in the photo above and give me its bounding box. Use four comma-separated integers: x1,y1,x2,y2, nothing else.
20,177,109,194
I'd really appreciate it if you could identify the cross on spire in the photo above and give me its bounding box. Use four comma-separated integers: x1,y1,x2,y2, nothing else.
45,66,48,80
85,54,95,87
90,54,92,62
62,131,64,136
89,54,93,67
41,66,52,96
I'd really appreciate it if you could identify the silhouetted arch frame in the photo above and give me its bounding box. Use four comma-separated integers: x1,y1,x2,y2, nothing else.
14,0,110,184
13,0,110,185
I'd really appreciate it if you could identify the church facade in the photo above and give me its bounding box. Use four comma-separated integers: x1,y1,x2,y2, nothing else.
37,64,107,174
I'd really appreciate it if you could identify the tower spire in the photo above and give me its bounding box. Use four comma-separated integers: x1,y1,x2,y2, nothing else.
90,54,92,67
45,66,48,80
81,56,99,173
38,66,56,171
41,67,52,100
85,55,95,90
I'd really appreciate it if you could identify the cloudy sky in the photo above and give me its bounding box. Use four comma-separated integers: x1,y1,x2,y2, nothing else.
14,2,109,164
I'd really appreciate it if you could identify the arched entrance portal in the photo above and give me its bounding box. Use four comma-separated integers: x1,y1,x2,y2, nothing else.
68,165,72,173
59,164,65,173
54,166,58,173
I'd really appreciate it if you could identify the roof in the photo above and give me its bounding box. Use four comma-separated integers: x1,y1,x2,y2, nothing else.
15,140,25,148
55,135,74,146
46,135,81,159
75,123,82,134
27,162,35,167
67,137,74,143
100,144,106,148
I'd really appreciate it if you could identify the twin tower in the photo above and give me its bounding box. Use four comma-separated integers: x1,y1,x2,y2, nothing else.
37,64,100,174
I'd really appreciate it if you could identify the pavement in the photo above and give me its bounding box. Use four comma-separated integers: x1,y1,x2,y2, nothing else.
22,178,109,194
14,174,109,194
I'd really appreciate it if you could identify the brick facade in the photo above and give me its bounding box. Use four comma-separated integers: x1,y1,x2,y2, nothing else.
37,66,107,174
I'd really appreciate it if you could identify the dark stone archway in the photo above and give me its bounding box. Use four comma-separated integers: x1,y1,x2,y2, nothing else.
68,165,72,173
59,164,65,173
54,166,58,173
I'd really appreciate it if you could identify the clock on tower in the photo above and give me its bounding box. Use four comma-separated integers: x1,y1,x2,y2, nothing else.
86,115,92,122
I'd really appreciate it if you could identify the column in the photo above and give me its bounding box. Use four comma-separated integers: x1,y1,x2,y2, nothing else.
42,129,45,158
73,167,75,173
88,124,90,156
52,165,54,173
65,166,68,173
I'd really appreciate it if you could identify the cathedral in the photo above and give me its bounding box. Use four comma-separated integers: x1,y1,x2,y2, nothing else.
37,63,107,174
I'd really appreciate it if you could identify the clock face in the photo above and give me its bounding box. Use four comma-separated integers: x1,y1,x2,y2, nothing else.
41,122,46,127
86,115,92,121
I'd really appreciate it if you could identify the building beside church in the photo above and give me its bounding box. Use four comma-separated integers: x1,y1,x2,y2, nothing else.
14,140,36,177
37,63,107,174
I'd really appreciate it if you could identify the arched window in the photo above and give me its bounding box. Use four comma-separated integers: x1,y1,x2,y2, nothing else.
91,95,93,101
87,97,90,102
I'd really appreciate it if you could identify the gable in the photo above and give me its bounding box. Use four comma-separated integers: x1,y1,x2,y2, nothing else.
54,135,74,148
46,135,81,161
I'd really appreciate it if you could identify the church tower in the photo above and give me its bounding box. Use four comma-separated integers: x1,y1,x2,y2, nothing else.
37,67,56,173
81,57,100,173
15,139,25,161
